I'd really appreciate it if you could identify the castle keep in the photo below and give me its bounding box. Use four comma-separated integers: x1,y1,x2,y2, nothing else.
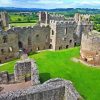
0,11,93,63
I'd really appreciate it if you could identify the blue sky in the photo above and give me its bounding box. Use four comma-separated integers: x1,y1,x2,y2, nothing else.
0,0,100,9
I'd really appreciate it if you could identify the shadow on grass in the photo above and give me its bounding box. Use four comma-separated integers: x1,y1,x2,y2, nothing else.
39,73,51,83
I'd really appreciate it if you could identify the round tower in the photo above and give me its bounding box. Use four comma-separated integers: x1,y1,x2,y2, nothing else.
80,30,100,66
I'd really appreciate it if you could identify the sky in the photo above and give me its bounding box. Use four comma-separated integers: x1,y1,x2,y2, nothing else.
0,0,100,9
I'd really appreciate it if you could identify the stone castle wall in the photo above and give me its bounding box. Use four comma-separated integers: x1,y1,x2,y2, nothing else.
0,29,19,63
14,58,40,84
0,11,93,63
0,24,50,63
0,12,9,29
0,71,9,84
81,30,100,65
0,78,82,100
50,21,76,50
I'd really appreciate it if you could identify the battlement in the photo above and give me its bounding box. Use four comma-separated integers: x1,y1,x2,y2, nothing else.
50,20,76,26
50,13,65,18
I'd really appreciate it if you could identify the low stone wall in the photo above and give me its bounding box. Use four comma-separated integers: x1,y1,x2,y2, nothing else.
0,59,40,85
0,71,9,84
0,78,82,100
31,60,40,85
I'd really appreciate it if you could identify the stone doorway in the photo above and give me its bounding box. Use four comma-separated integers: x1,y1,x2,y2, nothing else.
18,41,23,49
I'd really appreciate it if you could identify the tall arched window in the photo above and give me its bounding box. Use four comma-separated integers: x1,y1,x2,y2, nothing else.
3,35,8,43
28,37,32,46
18,41,23,49
65,28,67,35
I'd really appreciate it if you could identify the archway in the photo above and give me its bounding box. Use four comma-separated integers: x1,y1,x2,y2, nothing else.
49,44,53,49
18,41,23,49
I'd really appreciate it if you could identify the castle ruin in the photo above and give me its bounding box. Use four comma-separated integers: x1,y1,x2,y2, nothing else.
0,11,95,99
0,11,93,63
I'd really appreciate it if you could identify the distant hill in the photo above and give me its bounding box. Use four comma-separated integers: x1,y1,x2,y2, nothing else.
0,7,100,14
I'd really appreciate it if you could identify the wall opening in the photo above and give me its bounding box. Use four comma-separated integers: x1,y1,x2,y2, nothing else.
3,35,8,43
28,37,32,46
84,58,87,62
8,47,13,52
37,47,40,51
51,30,54,35
59,46,62,50
36,34,39,37
18,41,23,49
0,60,1,64
74,42,77,47
49,44,53,49
66,45,69,49
69,40,72,43
65,28,67,35
1,49,4,54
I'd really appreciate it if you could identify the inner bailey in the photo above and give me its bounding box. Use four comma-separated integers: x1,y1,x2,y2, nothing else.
0,11,93,63
0,78,82,100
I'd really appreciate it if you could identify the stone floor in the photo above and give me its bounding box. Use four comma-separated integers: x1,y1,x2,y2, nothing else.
0,81,31,94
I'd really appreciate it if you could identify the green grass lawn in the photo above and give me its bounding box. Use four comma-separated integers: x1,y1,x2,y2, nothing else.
0,47,100,100
10,23,36,27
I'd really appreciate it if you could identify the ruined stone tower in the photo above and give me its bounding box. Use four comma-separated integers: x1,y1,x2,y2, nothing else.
81,30,100,66
0,12,9,30
74,13,93,44
50,20,76,50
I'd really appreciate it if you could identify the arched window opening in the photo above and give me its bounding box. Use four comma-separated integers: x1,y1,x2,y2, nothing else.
0,60,1,64
84,58,87,62
8,47,13,52
51,30,54,35
74,42,77,47
65,28,67,35
3,35,8,43
28,37,32,46
36,34,39,37
69,40,72,43
49,44,53,49
59,46,62,50
1,49,4,54
37,47,40,51
66,45,69,49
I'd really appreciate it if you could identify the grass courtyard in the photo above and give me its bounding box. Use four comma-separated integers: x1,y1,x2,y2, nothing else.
0,47,100,100
10,23,36,27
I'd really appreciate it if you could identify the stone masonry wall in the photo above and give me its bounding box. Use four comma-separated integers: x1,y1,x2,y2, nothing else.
0,29,19,63
81,30,100,65
0,78,82,100
0,71,9,84
50,21,76,50
14,58,40,84
14,59,31,82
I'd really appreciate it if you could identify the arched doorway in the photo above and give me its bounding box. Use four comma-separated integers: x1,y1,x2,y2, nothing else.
49,44,53,49
18,41,23,49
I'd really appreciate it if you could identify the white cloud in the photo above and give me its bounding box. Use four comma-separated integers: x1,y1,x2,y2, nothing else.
0,0,100,9
0,0,12,5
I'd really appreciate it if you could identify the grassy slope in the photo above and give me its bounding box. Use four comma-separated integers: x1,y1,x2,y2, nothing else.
0,47,100,100
10,23,36,27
